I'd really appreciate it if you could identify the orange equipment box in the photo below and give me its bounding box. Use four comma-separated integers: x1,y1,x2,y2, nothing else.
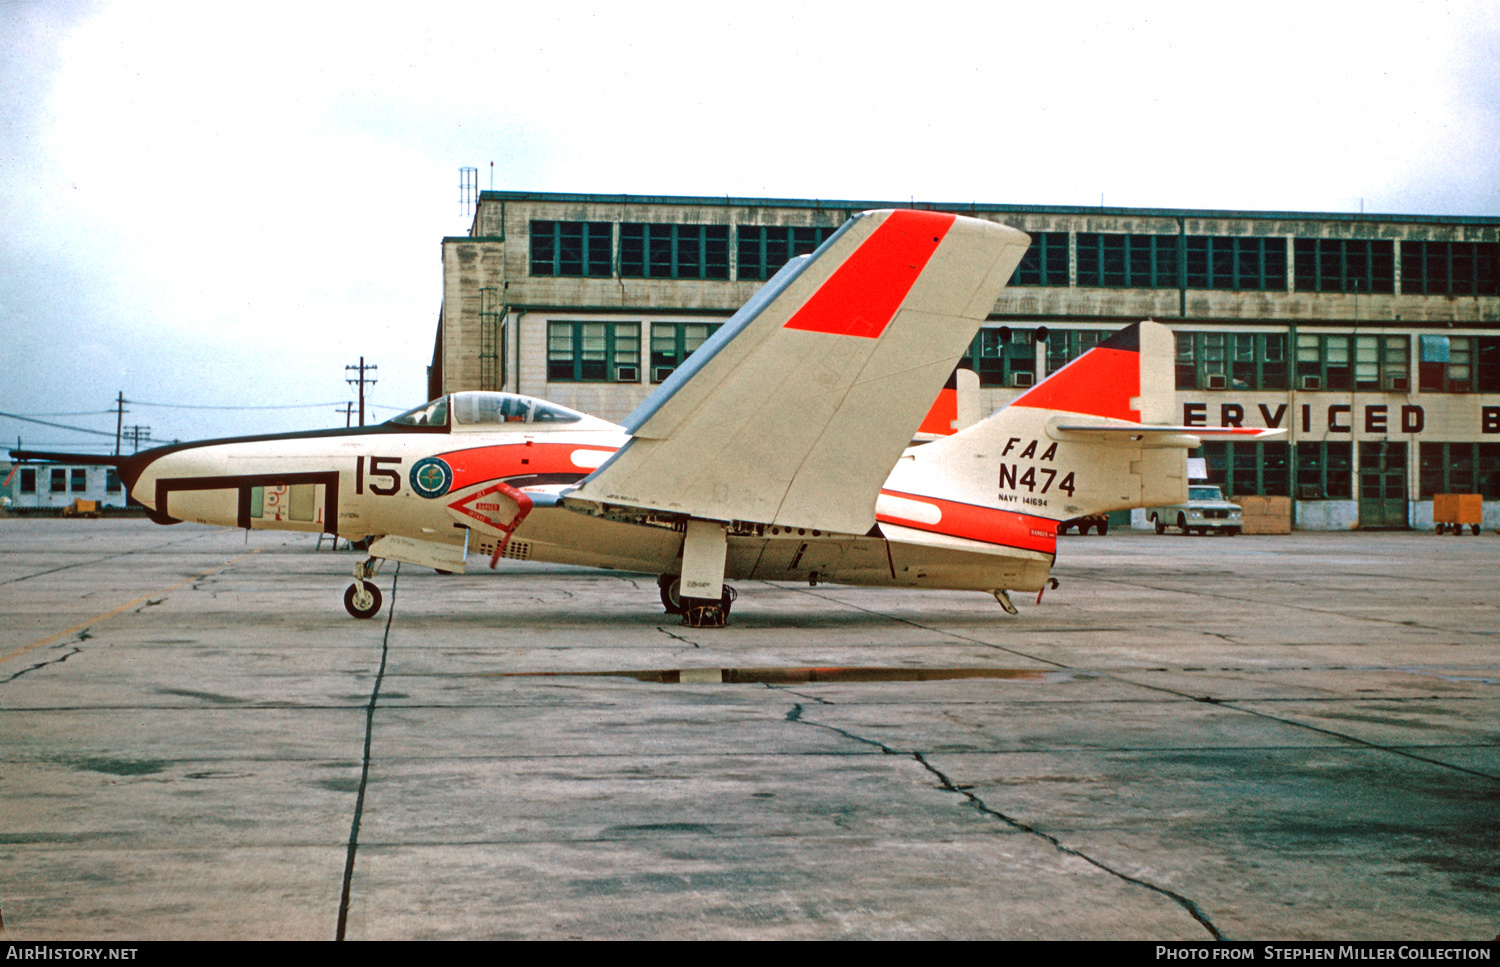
1432,493,1481,535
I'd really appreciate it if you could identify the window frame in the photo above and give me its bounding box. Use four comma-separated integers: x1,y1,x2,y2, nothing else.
1401,241,1500,296
529,220,613,278
735,225,838,282
966,327,1037,387
650,321,723,383
1075,234,1180,288
621,224,730,280
1200,440,1291,497
1175,331,1289,391
546,321,642,383
1183,236,1287,291
1045,329,1111,374
1010,233,1069,287
1293,239,1395,294
1419,335,1475,393
1296,441,1354,500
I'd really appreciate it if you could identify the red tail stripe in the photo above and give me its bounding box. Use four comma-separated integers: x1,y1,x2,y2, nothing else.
1011,346,1140,422
783,210,956,339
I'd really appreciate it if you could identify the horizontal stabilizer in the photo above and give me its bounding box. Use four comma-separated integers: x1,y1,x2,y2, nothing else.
567,209,1029,534
1052,422,1288,443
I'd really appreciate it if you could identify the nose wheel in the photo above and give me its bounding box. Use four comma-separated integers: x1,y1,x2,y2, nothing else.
344,555,385,619
344,581,383,619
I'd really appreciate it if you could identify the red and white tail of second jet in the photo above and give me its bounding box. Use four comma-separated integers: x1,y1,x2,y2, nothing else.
876,321,1283,587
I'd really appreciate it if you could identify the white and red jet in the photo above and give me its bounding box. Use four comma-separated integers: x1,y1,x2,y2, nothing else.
14,210,1279,626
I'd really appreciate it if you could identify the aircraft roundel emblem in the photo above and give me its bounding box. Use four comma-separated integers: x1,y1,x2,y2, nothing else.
409,457,454,498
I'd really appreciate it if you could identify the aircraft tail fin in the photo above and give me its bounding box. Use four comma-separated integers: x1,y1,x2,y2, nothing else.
566,209,1029,535
882,321,1285,531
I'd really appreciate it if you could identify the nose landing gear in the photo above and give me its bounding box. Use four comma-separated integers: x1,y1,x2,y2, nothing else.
344,556,385,619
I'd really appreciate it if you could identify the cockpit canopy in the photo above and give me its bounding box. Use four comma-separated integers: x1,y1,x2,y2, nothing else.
387,391,599,431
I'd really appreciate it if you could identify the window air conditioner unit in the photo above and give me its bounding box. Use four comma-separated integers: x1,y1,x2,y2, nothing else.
1206,373,1228,390
652,366,676,383
1389,377,1409,392
1010,372,1034,388
1301,375,1322,391
615,366,639,383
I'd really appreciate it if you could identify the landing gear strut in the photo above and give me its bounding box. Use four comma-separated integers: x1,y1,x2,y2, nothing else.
344,556,385,619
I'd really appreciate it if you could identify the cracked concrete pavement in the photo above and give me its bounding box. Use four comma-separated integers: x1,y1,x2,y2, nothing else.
1,519,1496,939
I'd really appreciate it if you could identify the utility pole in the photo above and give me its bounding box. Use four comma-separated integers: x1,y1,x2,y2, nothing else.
114,392,126,456
336,402,354,427
345,357,378,428
125,425,151,454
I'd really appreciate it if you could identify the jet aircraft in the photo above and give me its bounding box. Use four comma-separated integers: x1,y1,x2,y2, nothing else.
13,209,1279,627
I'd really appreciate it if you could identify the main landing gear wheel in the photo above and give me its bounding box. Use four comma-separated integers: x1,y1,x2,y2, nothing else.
659,575,686,615
680,586,737,628
344,581,383,619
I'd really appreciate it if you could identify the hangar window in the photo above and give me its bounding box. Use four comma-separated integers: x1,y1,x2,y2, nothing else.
1075,234,1179,288
1183,236,1286,291
965,327,1037,388
620,224,729,280
50,468,67,493
1175,332,1288,390
1293,239,1395,294
650,322,723,382
19,468,36,493
1010,232,1068,286
530,221,612,277
1200,441,1290,497
1418,335,1475,393
1401,241,1500,296
106,470,121,493
1480,337,1500,393
70,468,87,493
1296,442,1353,499
1421,443,1500,499
1045,329,1111,374
1297,334,1406,393
736,225,839,281
548,321,641,383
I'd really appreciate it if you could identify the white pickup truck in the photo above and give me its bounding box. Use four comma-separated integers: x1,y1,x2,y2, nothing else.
1149,485,1243,536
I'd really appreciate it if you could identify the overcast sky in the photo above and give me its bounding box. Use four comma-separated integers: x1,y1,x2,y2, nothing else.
3,0,1499,452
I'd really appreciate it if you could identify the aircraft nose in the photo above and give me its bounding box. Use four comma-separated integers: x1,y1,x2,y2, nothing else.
120,444,210,523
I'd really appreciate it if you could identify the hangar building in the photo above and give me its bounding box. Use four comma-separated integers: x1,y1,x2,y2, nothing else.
430,191,1500,531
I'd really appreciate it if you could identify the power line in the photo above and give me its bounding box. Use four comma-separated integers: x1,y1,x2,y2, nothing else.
125,399,349,410
0,411,119,437
8,410,115,418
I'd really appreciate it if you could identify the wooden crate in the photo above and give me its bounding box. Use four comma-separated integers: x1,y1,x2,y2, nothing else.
1236,495,1291,534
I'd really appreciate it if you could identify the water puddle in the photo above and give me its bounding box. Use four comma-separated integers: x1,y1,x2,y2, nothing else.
493,666,1069,684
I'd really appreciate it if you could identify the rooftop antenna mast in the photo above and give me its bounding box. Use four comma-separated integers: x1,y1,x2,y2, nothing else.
459,167,478,219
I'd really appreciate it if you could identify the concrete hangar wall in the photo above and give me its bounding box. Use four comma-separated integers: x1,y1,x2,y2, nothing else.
431,190,1500,531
